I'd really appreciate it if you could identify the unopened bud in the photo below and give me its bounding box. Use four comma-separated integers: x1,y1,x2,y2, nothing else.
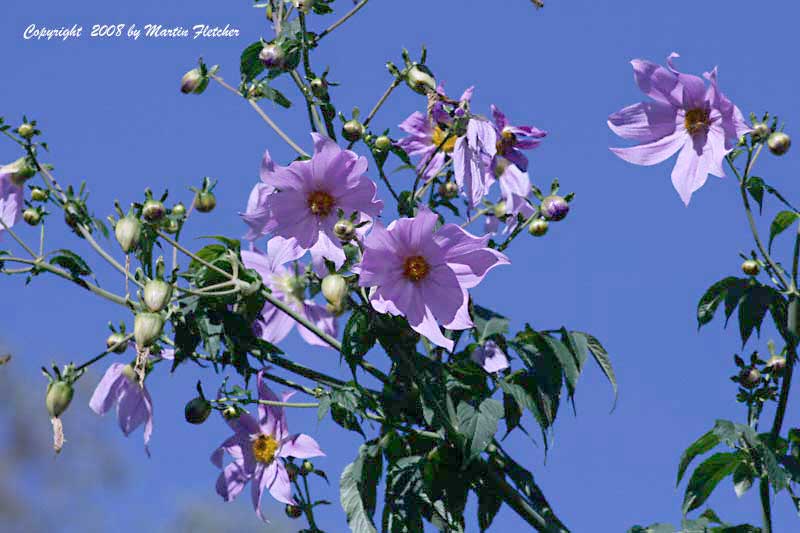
106,333,129,354
194,191,216,213
18,123,35,139
751,122,771,141
184,397,212,424
321,274,348,307
180,68,209,95
438,181,458,199
285,504,304,519
171,202,187,218
115,216,142,253
406,64,436,95
492,201,507,219
143,280,173,312
767,355,787,375
23,208,41,226
143,200,166,223
3,157,36,186
293,0,316,13
63,202,81,229
342,120,364,142
222,405,239,419
259,44,285,69
740,368,761,389
741,260,760,276
134,312,164,348
768,132,791,156
30,187,48,202
162,218,180,234
46,381,74,418
301,460,314,474
540,195,569,221
310,77,327,98
333,218,356,242
528,218,549,237
375,136,392,151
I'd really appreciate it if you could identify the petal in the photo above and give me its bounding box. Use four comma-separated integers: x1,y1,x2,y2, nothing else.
607,101,678,143
297,302,337,348
418,265,463,326
216,460,251,502
398,111,432,138
265,461,296,506
671,137,712,205
631,58,680,106
435,224,510,289
279,433,326,459
609,128,686,166
88,363,125,415
257,371,289,441
410,306,454,351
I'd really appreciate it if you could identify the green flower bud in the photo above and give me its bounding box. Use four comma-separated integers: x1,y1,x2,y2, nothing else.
342,120,364,142
134,312,164,348
63,202,81,229
741,260,760,276
333,218,356,242
46,381,74,418
222,405,239,419
767,355,787,375
492,201,507,219
301,460,314,474
321,274,348,308
115,216,142,253
171,202,187,218
540,195,569,221
751,122,771,141
310,77,327,98
374,135,392,151
142,199,166,223
184,397,212,424
194,191,216,213
180,68,209,95
528,219,549,237
106,332,129,354
30,187,48,202
768,132,791,156
162,218,180,234
740,368,761,389
285,504,304,519
406,64,436,95
4,157,36,186
143,280,173,312
438,181,458,199
17,123,35,139
23,208,41,226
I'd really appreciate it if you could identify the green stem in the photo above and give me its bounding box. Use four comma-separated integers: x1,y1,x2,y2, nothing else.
347,77,402,150
760,477,773,533
290,70,324,134
497,211,539,252
301,473,320,531
412,134,452,200
0,218,38,258
316,0,370,40
213,397,319,408
75,334,133,372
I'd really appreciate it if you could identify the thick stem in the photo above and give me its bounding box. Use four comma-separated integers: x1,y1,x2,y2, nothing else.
760,477,773,533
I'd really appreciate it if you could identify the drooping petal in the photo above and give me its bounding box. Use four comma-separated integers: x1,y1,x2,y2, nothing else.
609,127,686,166
607,101,678,143
671,136,712,205
279,433,326,459
265,461,296,506
630,58,681,106
297,302,337,348
0,173,24,234
88,363,126,415
409,306,453,351
216,460,251,502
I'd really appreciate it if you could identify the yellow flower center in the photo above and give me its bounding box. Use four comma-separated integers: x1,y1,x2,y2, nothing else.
403,255,430,282
496,128,517,154
432,126,457,153
252,434,279,464
307,190,335,217
684,108,710,136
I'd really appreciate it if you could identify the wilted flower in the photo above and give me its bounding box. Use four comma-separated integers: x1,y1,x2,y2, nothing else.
359,208,509,351
242,134,382,273
608,53,750,205
89,363,154,454
0,165,25,235
490,105,546,173
471,340,510,373
242,237,337,348
453,118,497,209
211,371,324,521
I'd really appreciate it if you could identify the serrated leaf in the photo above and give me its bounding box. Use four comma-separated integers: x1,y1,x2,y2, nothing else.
571,331,617,403
677,430,721,486
768,210,799,252
341,450,378,533
49,249,92,277
682,452,741,514
472,305,509,342
455,398,502,462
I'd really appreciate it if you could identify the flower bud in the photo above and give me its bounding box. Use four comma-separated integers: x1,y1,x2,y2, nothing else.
740,368,761,389
342,120,364,142
333,218,356,242
142,200,166,223
115,216,142,253
17,123,35,139
180,68,209,95
23,208,41,226
406,64,436,95
528,218,549,237
63,202,81,229
310,77,327,98
121,364,137,382
222,405,239,419
184,397,212,424
301,460,314,474
259,44,285,70
321,274,348,306
767,355,787,375
46,381,74,418
438,181,458,199
768,132,791,156
134,312,164,348
106,332,129,354
492,201,507,219
751,122,771,141
374,135,392,151
741,260,760,276
143,280,173,312
30,187,48,202
540,195,569,221
194,191,216,213
285,504,304,519
285,462,300,481
171,202,187,218
293,0,316,13
162,218,180,234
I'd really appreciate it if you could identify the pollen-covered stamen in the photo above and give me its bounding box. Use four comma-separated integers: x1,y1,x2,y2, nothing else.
684,108,710,136
403,255,430,282
431,126,457,153
496,128,517,154
307,190,335,217
252,434,279,464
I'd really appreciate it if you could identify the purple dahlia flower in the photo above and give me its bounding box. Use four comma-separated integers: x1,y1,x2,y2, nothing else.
471,340,510,373
608,52,751,205
242,134,383,272
396,111,452,180
358,208,509,351
242,237,337,348
0,164,25,236
89,362,154,455
211,370,324,522
490,105,547,173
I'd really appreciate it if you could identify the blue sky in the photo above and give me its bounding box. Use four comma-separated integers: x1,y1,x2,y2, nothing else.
2,0,800,531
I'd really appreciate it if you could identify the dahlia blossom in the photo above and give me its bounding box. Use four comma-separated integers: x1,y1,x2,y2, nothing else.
242,134,383,272
608,53,751,205
359,208,509,351
471,340,510,373
89,362,154,454
211,370,324,521
0,163,26,235
242,237,337,348
490,105,547,173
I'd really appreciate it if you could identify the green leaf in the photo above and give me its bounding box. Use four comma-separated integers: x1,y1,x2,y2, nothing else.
571,331,617,403
455,398,502,462
340,448,379,533
255,82,292,108
240,41,265,83
627,525,676,533
768,210,799,252
738,285,776,345
476,477,502,532
746,176,765,213
472,305,510,343
677,430,721,485
732,462,754,498
341,308,376,377
682,452,742,514
49,249,92,277
697,277,744,327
